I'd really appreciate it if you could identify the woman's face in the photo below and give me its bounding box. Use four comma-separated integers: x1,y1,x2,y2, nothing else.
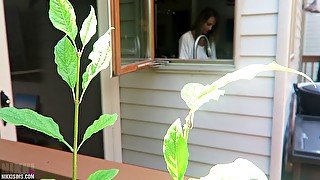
201,16,216,34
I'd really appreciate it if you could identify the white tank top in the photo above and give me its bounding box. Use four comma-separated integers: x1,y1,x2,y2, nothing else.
178,31,217,60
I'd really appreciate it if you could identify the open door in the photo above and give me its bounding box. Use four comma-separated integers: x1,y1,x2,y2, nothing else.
0,0,17,141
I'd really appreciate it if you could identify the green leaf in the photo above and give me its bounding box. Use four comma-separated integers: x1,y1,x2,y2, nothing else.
181,83,225,111
0,107,72,151
88,169,119,180
54,36,78,90
49,0,78,40
79,114,118,149
81,27,114,98
163,119,189,180
80,6,97,48
181,61,316,112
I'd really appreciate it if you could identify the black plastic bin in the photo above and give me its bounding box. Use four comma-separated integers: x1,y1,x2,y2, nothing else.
293,115,320,159
294,83,320,116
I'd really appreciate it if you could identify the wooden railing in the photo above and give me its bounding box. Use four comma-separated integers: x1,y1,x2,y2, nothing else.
301,55,319,82
0,139,172,180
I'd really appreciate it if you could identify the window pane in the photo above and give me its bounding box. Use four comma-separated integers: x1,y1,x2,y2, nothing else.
156,0,234,60
120,0,150,64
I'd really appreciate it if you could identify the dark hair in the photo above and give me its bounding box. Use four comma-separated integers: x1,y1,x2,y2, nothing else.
191,7,218,41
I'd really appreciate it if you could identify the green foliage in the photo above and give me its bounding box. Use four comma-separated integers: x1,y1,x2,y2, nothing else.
0,107,72,151
80,6,97,48
181,61,315,113
88,169,119,180
79,114,118,150
0,0,118,179
163,119,189,180
49,0,78,41
54,36,78,90
181,83,225,112
81,28,114,101
164,61,316,179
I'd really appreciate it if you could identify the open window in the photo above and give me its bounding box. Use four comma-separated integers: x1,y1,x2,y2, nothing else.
111,0,235,76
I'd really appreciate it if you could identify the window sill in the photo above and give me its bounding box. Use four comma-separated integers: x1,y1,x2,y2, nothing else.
154,59,235,75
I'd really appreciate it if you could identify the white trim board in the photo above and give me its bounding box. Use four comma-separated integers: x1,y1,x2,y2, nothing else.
270,0,293,179
97,0,122,162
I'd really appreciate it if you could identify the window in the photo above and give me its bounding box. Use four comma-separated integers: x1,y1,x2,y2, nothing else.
111,0,235,76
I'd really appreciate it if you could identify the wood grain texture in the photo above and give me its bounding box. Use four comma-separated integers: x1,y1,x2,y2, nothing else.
0,139,172,180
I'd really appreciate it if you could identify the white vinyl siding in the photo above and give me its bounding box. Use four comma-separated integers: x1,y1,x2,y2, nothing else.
240,36,277,56
303,0,320,55
120,0,279,177
301,0,320,81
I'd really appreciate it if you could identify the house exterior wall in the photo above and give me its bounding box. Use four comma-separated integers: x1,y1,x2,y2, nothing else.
303,0,320,56
119,0,281,177
269,0,303,179
292,0,304,70
301,0,320,80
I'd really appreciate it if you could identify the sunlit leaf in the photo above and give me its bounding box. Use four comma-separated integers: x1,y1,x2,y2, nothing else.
49,0,78,40
0,107,72,151
181,61,316,112
79,114,117,149
163,119,189,180
181,83,225,111
80,6,97,48
88,169,119,180
54,36,78,89
190,158,267,180
81,27,114,98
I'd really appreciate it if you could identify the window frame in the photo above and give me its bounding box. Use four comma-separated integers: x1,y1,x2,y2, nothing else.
110,0,237,76
110,0,155,76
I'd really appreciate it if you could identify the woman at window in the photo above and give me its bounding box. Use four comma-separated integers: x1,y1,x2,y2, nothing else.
179,8,218,60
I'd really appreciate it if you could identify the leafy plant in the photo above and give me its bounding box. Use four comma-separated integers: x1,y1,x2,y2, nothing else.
163,62,315,180
0,0,117,179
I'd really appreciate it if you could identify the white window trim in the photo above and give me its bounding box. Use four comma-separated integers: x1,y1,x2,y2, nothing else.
270,0,293,179
154,60,235,74
98,0,122,163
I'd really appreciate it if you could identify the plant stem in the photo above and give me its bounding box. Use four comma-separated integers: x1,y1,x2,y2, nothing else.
73,101,79,180
183,112,193,140
72,51,81,180
183,124,190,141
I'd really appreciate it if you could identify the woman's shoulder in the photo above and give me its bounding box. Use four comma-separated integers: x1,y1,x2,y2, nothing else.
180,31,193,41
181,31,192,37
